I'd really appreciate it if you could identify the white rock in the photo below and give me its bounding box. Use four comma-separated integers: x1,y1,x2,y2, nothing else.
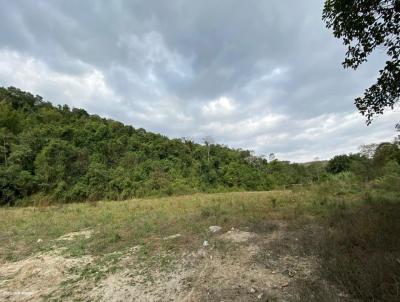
209,226,222,233
250,288,256,293
37,238,43,243
129,245,141,253
257,293,263,299
198,250,207,257
163,234,181,240
203,240,209,247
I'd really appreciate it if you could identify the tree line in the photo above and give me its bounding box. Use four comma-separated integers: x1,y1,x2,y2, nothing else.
1,87,399,206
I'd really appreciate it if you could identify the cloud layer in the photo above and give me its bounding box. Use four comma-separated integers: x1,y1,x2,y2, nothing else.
0,0,398,161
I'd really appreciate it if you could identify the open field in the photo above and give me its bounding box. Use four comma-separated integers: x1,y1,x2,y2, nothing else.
1,184,399,301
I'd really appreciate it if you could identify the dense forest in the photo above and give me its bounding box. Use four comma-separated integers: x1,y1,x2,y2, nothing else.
1,86,399,206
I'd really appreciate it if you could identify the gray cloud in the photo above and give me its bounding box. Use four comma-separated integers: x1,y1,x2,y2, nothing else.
0,0,398,161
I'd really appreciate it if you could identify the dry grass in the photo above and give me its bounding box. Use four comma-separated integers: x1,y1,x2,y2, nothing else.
1,184,399,301
315,200,400,301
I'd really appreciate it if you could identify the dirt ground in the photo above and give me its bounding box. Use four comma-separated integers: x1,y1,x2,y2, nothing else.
0,222,349,301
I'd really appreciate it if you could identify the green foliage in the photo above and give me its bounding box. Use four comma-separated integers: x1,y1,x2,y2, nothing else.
326,153,366,174
1,86,398,206
0,87,327,205
34,139,88,190
326,155,352,174
326,146,400,181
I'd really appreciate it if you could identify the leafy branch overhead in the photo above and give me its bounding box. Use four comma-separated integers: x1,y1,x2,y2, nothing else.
323,0,400,124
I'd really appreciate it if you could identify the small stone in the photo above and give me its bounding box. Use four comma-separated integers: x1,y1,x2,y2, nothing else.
203,240,209,247
209,226,222,233
198,250,207,258
250,288,256,293
163,234,181,240
37,238,43,243
257,293,263,299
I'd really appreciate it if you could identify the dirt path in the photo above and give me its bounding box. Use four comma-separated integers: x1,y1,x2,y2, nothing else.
0,222,347,301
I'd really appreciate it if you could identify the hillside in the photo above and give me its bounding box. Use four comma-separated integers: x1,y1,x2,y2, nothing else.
0,87,325,206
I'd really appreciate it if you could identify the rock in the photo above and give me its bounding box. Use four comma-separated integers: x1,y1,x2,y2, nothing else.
257,293,263,299
129,245,141,253
209,225,222,233
37,238,43,243
250,288,256,293
198,250,207,257
163,234,181,240
56,229,93,241
203,240,209,247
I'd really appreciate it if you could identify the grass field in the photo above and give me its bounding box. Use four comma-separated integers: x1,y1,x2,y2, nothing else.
1,182,399,301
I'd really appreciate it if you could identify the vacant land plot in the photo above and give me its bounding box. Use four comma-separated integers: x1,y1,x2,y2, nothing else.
1,187,399,301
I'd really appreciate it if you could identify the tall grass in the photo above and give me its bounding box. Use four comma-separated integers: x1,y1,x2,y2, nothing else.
315,192,400,301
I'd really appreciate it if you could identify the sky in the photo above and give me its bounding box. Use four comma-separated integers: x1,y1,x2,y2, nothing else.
0,0,398,162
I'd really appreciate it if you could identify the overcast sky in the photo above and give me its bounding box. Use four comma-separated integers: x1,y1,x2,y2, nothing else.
0,0,398,162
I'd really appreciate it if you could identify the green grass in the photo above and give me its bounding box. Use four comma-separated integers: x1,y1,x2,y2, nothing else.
0,191,298,261
0,187,366,261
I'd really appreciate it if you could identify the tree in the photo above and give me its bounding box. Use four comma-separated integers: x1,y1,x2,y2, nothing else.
323,0,400,124
268,153,276,162
203,136,214,163
34,139,88,190
373,142,400,168
0,128,16,167
326,155,352,174
359,143,379,159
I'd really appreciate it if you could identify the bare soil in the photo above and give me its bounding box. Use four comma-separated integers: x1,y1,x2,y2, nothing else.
0,222,348,301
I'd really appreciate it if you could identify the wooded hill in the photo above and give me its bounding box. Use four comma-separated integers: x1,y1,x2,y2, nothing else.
0,87,328,205
1,86,398,206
